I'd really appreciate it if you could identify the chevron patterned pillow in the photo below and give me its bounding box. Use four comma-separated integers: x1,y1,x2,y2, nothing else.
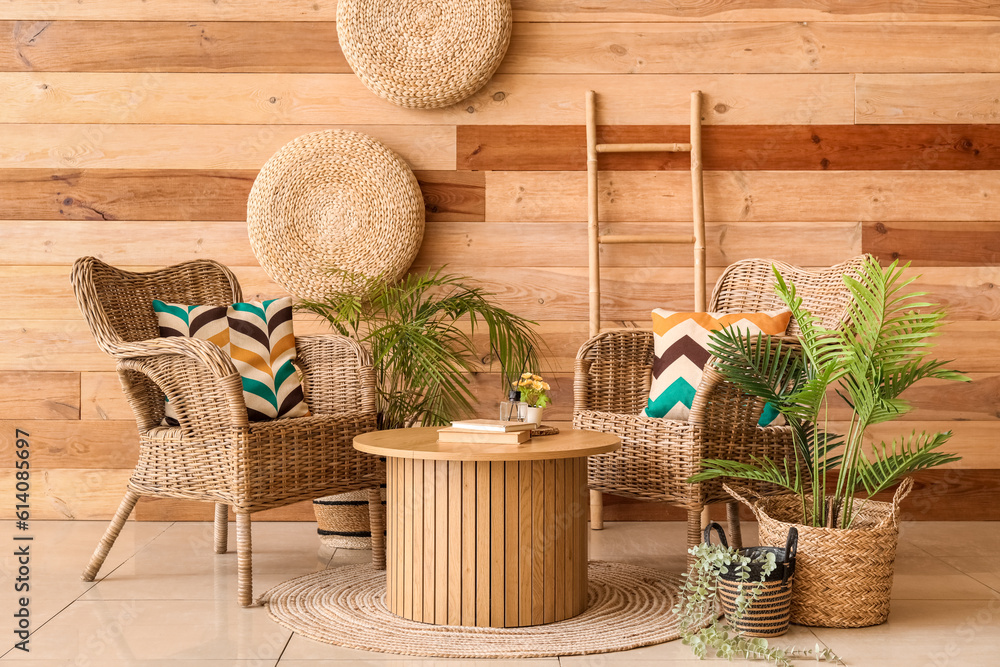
641,309,792,424
153,298,310,423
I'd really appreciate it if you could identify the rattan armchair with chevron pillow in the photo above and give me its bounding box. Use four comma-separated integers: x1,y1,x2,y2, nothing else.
574,256,868,553
72,257,385,606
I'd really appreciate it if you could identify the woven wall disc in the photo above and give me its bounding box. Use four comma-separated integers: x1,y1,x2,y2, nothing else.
337,0,513,109
247,130,425,300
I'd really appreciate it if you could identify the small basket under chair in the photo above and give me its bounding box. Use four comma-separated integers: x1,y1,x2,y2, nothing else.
704,522,797,638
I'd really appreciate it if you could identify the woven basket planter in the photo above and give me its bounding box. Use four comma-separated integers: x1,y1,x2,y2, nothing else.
727,479,913,628
705,522,796,638
313,488,387,550
337,0,512,109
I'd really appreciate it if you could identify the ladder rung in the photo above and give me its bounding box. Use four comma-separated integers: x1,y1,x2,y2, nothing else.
599,234,694,245
596,143,692,153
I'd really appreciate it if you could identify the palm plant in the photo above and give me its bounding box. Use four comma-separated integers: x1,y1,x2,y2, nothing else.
690,257,967,529
298,269,541,430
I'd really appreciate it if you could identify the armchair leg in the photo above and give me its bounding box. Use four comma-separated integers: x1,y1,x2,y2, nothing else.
214,503,229,554
236,512,253,607
82,489,140,582
589,490,604,530
726,501,743,549
368,487,386,570
686,506,702,568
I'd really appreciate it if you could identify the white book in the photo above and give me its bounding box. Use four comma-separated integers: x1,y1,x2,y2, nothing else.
448,419,535,433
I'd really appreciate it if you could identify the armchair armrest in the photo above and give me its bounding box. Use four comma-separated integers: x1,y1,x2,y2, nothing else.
114,337,246,434
573,329,653,416
295,334,376,415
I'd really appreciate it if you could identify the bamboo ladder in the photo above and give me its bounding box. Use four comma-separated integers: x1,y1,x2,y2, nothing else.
585,89,707,529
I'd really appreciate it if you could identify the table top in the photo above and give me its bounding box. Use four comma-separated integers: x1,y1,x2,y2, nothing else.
353,426,620,462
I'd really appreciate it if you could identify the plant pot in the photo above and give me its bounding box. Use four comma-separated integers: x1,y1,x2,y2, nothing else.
726,478,913,628
313,487,386,550
524,406,543,426
705,522,797,638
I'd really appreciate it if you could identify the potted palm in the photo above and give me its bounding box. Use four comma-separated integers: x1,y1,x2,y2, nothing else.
299,268,541,429
690,256,967,627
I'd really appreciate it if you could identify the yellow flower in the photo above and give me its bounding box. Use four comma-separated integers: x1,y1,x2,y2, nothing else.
541,382,550,391
521,372,533,379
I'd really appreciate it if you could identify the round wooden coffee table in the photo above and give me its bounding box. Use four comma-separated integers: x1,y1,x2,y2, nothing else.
354,427,620,628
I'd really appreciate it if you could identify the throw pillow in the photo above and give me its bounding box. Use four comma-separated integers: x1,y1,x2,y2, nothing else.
153,297,310,423
641,309,792,424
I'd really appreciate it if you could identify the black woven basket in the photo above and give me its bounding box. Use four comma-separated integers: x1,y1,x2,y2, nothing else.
704,522,797,638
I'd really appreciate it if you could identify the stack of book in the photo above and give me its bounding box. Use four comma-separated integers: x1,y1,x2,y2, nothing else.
437,419,535,444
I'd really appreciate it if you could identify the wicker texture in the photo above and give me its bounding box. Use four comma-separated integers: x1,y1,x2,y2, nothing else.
71,257,385,606
574,256,869,552
718,577,793,638
337,0,512,109
313,487,387,550
247,129,425,300
730,480,913,628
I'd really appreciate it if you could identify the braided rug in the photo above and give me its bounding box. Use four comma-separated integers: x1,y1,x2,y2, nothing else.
261,561,708,658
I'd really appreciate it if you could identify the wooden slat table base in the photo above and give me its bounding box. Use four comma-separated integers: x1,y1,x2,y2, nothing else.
386,456,590,627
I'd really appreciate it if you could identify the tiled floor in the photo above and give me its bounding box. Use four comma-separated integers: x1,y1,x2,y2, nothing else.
1,520,998,666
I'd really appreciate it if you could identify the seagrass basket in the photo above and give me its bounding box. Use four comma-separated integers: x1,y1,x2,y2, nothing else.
727,479,913,628
705,522,797,638
313,487,387,550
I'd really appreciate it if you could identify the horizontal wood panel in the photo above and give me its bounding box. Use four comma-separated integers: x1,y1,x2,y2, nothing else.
0,371,78,419
500,22,1000,75
864,221,1000,266
601,470,1000,523
134,497,317,522
858,74,1000,124
414,221,859,268
459,125,1000,171
486,170,1000,222
0,419,137,468
0,124,456,170
8,469,1000,522
514,2,1000,23
0,72,855,125
0,170,483,222
6,1,999,22
0,468,131,520
5,308,996,375
827,374,1000,423
826,421,1000,469
0,21,348,72
0,219,856,270
10,22,999,75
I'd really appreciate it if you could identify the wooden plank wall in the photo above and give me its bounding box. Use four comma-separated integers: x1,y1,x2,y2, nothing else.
2,1,998,522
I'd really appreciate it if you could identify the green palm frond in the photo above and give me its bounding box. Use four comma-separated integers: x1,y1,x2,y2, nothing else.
297,268,542,429
689,456,803,495
855,431,960,497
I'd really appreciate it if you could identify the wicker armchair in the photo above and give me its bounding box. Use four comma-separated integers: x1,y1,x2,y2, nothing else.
71,257,385,606
574,256,867,551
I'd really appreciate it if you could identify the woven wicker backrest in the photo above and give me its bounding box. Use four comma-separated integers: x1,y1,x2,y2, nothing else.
710,256,868,337
72,257,242,358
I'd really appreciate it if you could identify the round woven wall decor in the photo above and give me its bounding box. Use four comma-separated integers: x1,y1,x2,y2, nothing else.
247,130,425,300
337,0,512,109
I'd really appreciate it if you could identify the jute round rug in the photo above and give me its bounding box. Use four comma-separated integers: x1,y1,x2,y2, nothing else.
260,561,711,658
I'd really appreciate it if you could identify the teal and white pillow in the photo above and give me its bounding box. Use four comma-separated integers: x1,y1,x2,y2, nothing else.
153,298,309,423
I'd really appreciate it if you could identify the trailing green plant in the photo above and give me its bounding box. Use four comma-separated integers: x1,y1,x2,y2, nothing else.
676,541,841,666
690,257,968,528
298,268,541,430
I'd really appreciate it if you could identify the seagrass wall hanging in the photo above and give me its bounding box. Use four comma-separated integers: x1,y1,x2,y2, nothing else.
337,0,513,109
247,129,425,300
